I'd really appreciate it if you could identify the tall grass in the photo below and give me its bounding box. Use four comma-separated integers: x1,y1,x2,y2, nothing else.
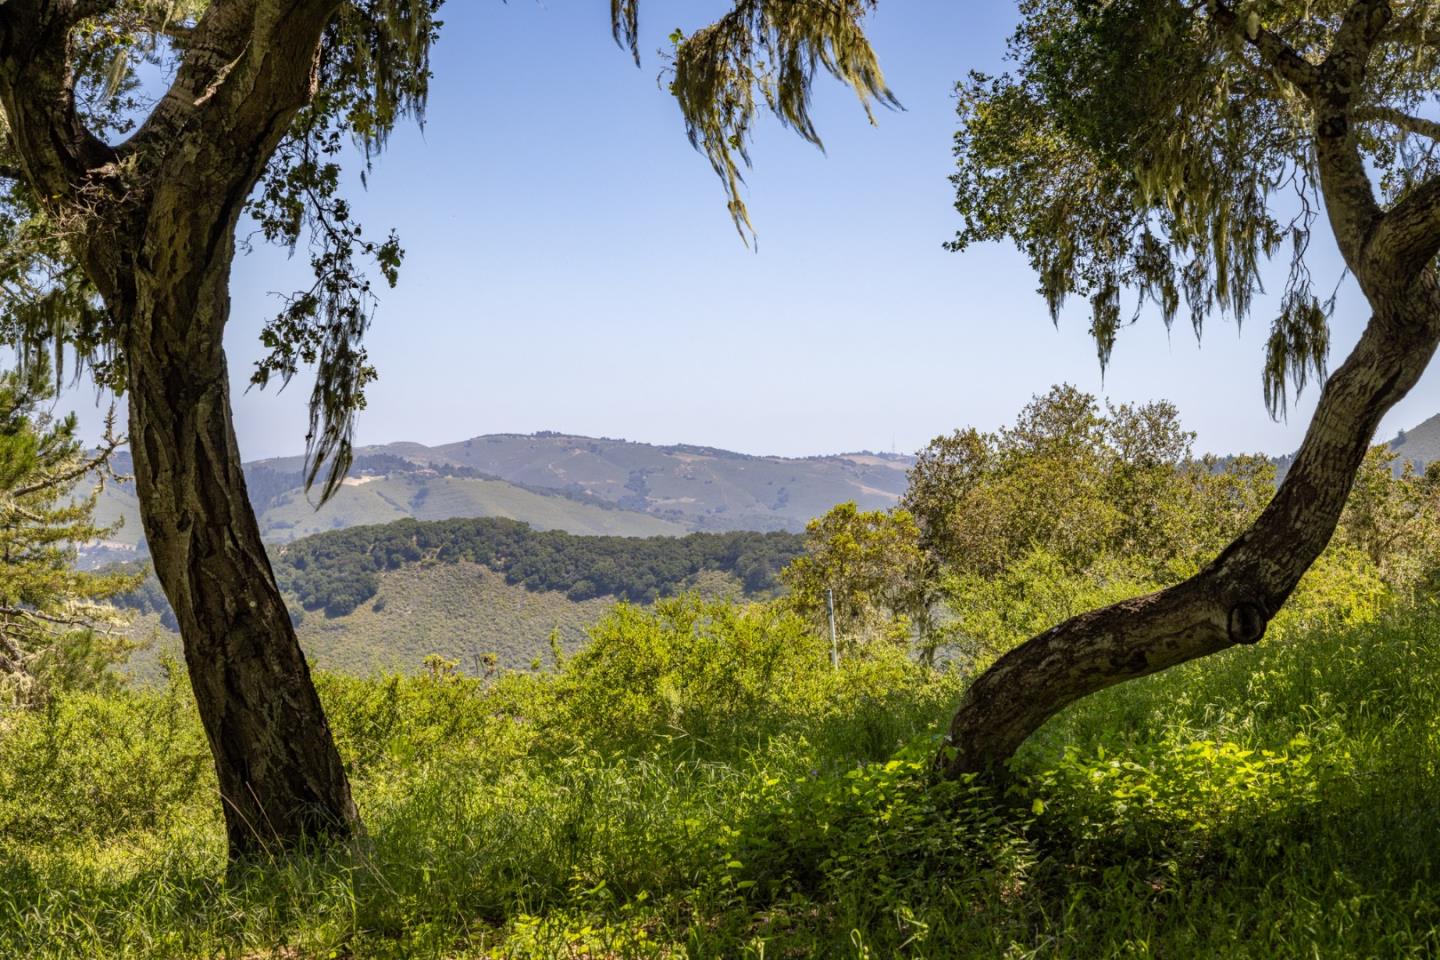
3,597,1439,957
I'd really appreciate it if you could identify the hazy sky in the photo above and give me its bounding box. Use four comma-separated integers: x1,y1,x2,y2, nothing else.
63,2,1439,460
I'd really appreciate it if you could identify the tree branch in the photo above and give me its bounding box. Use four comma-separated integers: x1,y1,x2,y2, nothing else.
1310,1,1392,277
1354,104,1440,142
1371,172,1440,282
1205,0,1321,92
1381,9,1440,49
129,0,339,176
9,427,124,499
0,0,117,203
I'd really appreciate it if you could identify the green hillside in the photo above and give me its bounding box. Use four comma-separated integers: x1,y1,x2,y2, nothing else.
119,563,618,681
113,516,804,678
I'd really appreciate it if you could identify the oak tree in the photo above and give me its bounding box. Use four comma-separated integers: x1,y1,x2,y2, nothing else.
0,0,893,858
937,0,1440,776
780,501,926,656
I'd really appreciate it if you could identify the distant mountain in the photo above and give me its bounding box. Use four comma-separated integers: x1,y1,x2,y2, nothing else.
1390,413,1440,468
356,432,912,532
87,433,911,562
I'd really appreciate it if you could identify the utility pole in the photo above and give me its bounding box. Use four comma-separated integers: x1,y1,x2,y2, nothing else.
826,587,838,671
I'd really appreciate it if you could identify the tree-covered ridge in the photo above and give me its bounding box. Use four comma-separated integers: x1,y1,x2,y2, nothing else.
114,518,806,623
274,518,803,617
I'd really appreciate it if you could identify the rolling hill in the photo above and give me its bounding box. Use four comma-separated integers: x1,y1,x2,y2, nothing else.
398,432,912,532
312,428,910,529
248,433,914,532
85,449,691,564
113,516,806,679
84,434,911,564
1390,413,1440,468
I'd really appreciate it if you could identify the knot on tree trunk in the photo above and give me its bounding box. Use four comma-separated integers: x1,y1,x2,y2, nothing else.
1227,601,1268,645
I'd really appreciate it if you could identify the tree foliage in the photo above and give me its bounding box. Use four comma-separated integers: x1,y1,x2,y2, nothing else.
656,0,898,239
892,385,1278,664
780,502,926,655
951,0,1440,413
905,385,1272,581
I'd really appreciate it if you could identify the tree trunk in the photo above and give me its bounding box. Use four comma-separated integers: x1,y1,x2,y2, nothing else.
125,243,359,860
0,0,360,864
937,278,1440,778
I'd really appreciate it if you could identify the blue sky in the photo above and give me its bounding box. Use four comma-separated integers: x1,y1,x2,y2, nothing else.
66,1,1440,460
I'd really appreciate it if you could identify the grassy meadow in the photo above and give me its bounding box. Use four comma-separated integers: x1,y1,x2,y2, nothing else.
3,596,1439,958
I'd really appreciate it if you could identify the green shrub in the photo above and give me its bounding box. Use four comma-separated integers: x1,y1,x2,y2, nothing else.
4,602,1440,957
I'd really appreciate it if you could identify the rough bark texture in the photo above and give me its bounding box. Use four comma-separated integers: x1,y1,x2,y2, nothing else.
125,214,359,860
0,0,358,858
939,0,1440,778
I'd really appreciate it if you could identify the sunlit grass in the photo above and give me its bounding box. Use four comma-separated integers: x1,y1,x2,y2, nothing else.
3,600,1440,957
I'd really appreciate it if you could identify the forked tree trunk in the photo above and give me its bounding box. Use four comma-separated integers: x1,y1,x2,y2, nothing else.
0,0,357,863
124,233,359,859
938,277,1440,778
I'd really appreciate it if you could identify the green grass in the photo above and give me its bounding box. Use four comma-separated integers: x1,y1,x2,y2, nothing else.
4,600,1440,957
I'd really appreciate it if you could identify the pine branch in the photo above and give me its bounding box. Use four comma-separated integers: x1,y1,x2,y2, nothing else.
9,418,124,499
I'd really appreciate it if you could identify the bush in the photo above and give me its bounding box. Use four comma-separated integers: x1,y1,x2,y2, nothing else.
6,602,1440,957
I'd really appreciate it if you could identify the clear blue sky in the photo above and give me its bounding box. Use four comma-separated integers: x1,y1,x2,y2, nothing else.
66,1,1440,460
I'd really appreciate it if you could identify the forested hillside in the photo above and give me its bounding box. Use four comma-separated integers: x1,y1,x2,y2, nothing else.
274,516,800,614
113,517,805,673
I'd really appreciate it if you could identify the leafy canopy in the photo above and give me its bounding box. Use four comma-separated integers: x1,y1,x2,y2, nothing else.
951,0,1440,414
0,0,441,499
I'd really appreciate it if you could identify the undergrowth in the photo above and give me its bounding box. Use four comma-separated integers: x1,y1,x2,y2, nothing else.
3,596,1439,958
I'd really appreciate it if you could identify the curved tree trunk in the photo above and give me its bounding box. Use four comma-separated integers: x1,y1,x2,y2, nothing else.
937,277,1440,778
125,250,359,860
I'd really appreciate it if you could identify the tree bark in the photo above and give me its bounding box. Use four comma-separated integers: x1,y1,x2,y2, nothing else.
124,235,359,861
937,277,1440,778
935,0,1440,780
0,0,360,860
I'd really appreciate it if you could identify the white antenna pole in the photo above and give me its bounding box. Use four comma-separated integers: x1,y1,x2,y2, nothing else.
827,587,838,671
